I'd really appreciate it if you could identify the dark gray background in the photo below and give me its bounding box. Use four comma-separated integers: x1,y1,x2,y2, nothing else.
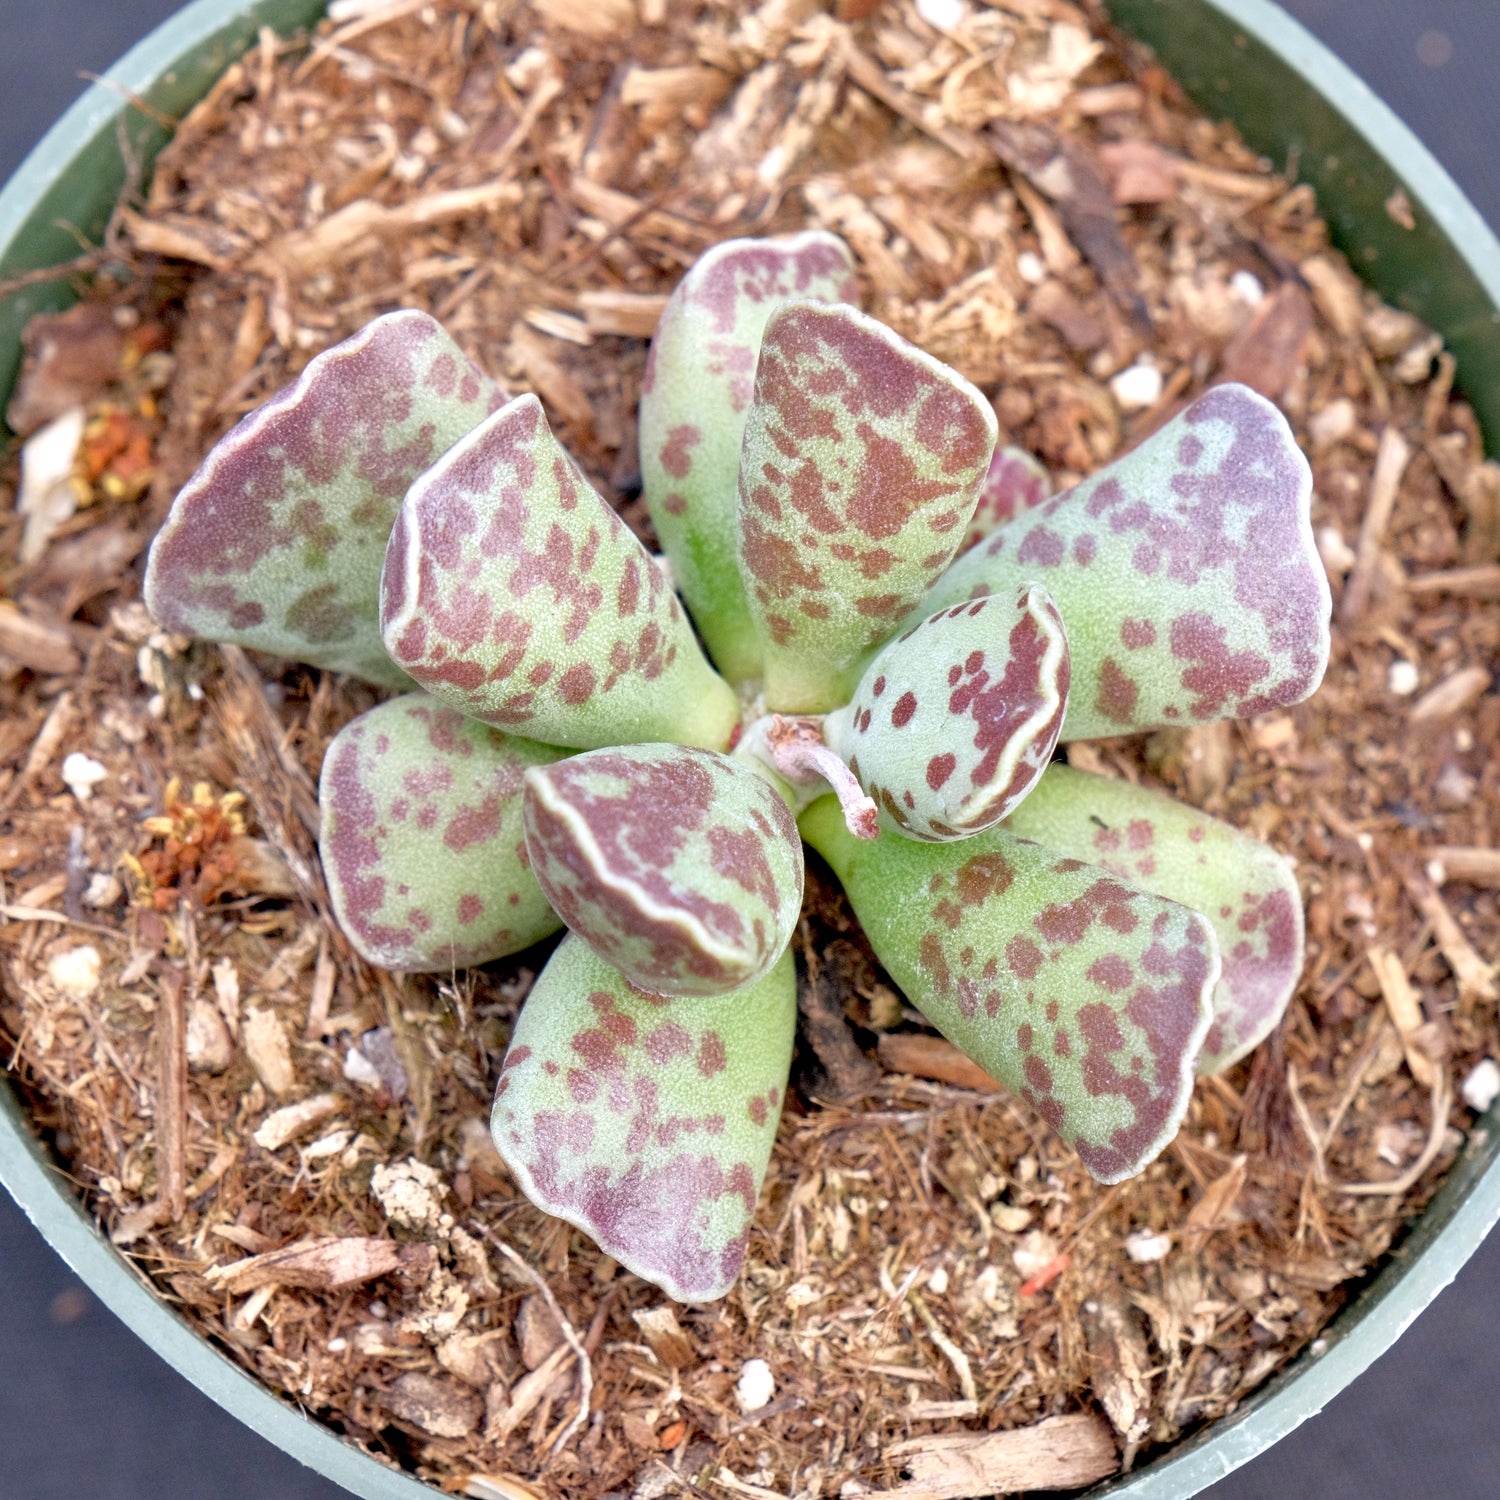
2,3,1498,1498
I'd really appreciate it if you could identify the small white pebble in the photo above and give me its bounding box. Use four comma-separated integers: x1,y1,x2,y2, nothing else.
1316,524,1356,574
1011,1229,1059,1279
46,945,102,1000
1229,269,1265,305
1456,726,1475,752
926,1266,949,1295
1387,659,1420,696
915,0,967,30
736,1358,775,1413
1016,250,1047,285
1463,1059,1500,1113
326,1336,348,1353
83,872,123,908
1427,858,1448,886
61,752,108,801
1124,1228,1172,1263
344,1046,384,1089
1307,397,1357,449
1110,360,1164,412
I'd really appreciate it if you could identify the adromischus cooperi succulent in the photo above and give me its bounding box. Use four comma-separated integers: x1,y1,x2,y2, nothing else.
144,229,1332,1302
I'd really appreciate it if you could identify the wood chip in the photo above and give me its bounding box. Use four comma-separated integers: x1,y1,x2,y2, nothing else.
385,1371,485,1439
1342,424,1413,623
885,1413,1118,1498
1082,1295,1152,1450
208,1235,434,1293
1183,1153,1248,1250
1216,282,1313,401
1409,665,1491,724
1367,946,1436,1085
579,290,670,338
157,966,189,1221
632,1305,696,1367
533,0,637,38
1405,564,1500,600
1402,869,1499,1002
242,1005,296,1095
252,1090,343,1150
0,605,81,676
878,1033,1001,1092
1429,847,1500,889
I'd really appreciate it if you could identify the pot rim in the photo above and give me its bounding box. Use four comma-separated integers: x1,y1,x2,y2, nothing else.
2,3,1498,1498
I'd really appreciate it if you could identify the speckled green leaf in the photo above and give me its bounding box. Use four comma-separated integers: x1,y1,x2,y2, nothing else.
800,797,1218,1183
380,393,739,751
491,935,795,1302
737,300,997,713
523,744,803,997
145,311,505,686
920,384,1329,741
823,585,1069,841
640,232,859,685
961,445,1051,551
1004,763,1304,1073
318,693,564,971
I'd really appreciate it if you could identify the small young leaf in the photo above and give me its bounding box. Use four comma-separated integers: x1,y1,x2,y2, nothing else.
380,393,739,751
823,585,1069,841
319,693,564,971
491,935,796,1303
145,311,505,685
800,796,1218,1183
523,744,803,996
640,231,859,684
738,300,997,713
1004,763,1304,1072
962,445,1051,551
920,384,1329,741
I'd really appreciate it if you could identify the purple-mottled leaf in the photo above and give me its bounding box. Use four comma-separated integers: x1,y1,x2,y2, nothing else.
640,232,860,685
523,744,803,997
1004,763,1304,1072
318,693,564,971
823,585,1070,842
737,300,998,713
800,796,1218,1183
961,445,1052,551
380,394,739,751
920,384,1330,741
145,311,505,686
491,934,795,1302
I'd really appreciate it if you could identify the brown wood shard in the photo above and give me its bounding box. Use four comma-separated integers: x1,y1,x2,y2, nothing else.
1218,282,1314,400
989,120,1151,332
885,1412,1119,1498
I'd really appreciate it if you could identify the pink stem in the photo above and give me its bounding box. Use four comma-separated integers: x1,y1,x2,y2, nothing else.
764,716,879,841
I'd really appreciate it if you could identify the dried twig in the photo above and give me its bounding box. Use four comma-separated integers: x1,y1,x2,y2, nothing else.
482,1231,592,1454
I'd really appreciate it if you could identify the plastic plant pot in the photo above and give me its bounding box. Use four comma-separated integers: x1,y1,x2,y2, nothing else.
1,2,1498,1497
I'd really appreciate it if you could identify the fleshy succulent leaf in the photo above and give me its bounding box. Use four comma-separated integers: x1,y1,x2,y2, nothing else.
823,584,1070,841
800,796,1218,1183
737,300,998,713
640,231,860,685
523,744,804,997
1004,763,1304,1072
491,935,796,1303
962,444,1052,551
318,693,564,971
380,393,739,751
145,310,505,685
919,384,1330,741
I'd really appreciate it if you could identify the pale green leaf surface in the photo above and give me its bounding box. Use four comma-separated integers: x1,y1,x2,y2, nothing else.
1004,763,1304,1072
491,936,796,1302
800,797,1218,1183
146,311,505,685
639,231,859,684
524,744,803,996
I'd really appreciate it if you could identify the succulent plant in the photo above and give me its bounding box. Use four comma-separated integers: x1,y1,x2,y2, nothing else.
145,231,1331,1302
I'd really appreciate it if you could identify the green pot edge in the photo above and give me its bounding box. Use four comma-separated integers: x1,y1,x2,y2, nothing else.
0,2,1497,1498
